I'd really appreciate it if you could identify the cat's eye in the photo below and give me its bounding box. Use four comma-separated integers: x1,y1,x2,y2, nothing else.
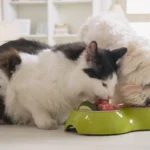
102,83,107,88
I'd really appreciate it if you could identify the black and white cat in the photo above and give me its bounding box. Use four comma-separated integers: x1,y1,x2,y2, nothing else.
0,39,127,129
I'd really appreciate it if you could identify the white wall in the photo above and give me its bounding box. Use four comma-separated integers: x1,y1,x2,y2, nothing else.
92,0,112,16
1,0,114,45
0,0,2,20
101,0,113,11
17,5,47,35
3,0,17,20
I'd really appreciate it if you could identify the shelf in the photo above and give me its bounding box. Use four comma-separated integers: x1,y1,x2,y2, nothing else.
52,0,92,4
53,34,77,38
10,1,47,5
22,34,48,38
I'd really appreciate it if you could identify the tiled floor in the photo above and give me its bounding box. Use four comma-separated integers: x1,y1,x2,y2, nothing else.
0,125,150,150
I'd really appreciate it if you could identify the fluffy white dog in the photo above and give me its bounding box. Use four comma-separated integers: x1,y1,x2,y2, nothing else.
79,11,150,105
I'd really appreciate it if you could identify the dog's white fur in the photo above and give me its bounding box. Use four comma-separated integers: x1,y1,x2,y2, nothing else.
79,11,150,105
4,49,117,129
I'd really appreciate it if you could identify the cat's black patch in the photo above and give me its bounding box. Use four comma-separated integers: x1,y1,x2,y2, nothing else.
0,97,12,124
0,38,50,77
52,42,86,60
83,68,98,78
0,49,21,78
0,38,50,54
83,49,116,80
83,41,127,80
3,115,13,124
0,96,5,119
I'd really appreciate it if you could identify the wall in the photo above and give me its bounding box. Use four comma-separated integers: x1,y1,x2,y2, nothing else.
0,0,2,20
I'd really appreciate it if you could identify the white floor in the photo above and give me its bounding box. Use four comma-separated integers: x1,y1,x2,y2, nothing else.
0,125,150,150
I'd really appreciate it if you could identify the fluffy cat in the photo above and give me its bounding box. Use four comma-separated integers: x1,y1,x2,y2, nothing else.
0,39,127,129
0,38,51,124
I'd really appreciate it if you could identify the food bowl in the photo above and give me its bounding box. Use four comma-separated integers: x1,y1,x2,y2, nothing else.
64,108,150,135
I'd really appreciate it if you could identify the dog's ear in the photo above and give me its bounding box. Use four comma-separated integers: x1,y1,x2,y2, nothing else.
0,48,21,78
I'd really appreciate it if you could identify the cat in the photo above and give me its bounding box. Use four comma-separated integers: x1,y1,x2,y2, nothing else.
0,39,127,129
0,38,51,124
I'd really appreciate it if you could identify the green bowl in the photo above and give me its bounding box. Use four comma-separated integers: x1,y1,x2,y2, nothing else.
64,108,150,135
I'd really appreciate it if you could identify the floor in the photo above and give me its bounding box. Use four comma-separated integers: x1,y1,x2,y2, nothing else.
0,125,150,150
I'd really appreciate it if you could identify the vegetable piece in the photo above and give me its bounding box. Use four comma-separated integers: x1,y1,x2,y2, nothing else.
78,101,98,111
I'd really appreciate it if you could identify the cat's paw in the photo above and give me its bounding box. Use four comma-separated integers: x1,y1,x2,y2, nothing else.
36,118,58,130
33,112,58,130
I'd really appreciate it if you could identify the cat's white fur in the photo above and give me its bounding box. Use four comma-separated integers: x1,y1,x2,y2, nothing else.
79,11,150,105
4,49,117,129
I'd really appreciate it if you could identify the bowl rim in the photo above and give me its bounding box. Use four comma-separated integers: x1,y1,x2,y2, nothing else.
75,107,150,113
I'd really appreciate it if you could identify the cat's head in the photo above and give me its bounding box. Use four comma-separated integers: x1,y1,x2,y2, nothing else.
83,41,127,98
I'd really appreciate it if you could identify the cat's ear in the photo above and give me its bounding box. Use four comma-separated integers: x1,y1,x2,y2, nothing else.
86,41,98,54
85,41,98,62
111,47,127,62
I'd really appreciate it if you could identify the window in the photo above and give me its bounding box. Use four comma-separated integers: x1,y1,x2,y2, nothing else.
119,0,150,38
